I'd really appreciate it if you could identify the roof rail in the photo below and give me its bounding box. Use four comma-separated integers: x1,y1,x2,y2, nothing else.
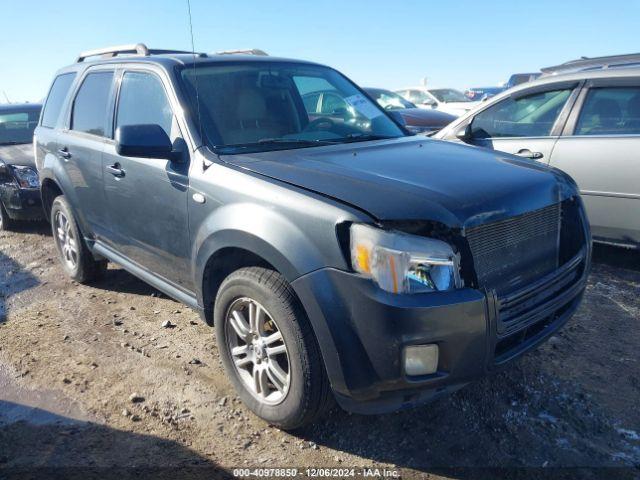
541,52,640,75
76,43,201,63
215,48,268,56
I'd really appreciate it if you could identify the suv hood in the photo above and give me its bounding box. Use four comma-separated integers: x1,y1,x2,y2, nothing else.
0,144,35,167
222,137,576,229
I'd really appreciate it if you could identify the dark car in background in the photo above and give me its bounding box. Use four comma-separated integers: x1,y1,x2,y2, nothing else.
0,103,43,230
464,86,504,101
505,72,541,89
364,88,456,135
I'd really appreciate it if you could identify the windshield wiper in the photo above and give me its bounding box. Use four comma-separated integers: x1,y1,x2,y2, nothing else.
257,137,339,145
339,133,396,142
215,138,338,153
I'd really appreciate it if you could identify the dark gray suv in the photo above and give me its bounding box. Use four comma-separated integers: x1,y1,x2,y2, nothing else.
35,44,591,429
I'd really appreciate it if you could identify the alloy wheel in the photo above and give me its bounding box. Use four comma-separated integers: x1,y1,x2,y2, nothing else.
225,297,291,405
55,210,78,270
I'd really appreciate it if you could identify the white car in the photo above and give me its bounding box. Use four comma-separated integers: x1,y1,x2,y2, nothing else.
395,87,479,117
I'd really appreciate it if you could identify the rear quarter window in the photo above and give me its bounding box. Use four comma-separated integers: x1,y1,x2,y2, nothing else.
41,73,77,128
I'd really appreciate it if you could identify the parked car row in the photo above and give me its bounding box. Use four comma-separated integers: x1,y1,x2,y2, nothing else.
464,72,542,101
363,88,456,134
394,86,479,116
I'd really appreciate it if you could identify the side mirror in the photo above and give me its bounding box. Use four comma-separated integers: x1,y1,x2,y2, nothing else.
455,123,472,141
423,100,437,108
115,124,174,160
388,110,406,127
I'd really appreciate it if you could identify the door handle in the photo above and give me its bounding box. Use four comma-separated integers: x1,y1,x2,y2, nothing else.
58,148,71,160
515,149,544,160
107,163,125,178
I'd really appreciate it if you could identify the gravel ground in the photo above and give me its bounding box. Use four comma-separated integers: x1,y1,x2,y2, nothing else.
0,222,639,480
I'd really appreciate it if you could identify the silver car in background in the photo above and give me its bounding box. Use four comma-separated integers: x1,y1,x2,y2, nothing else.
436,55,640,249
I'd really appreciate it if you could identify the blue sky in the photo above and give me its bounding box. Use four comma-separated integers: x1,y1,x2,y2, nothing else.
2,0,639,103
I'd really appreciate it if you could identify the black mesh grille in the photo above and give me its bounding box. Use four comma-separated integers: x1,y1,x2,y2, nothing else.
465,203,561,294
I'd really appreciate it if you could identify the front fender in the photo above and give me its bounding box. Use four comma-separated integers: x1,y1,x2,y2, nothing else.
192,202,329,306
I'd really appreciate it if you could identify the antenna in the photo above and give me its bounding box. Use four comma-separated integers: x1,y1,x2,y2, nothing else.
2,91,10,104
186,0,205,162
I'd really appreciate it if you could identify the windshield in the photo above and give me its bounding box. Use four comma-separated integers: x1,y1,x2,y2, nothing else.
180,62,405,153
0,107,41,145
428,89,470,103
366,89,416,110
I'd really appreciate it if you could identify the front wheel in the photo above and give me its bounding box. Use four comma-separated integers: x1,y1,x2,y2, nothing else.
214,267,332,429
50,196,107,283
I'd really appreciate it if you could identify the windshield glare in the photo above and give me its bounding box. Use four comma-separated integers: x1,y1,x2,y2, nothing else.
180,63,404,153
429,88,470,103
0,108,40,145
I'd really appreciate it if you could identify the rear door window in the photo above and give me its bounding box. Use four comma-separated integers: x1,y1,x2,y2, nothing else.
575,87,640,135
41,73,76,128
471,89,572,139
71,71,114,137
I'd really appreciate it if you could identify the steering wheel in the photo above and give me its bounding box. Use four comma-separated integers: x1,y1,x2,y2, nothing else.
304,117,336,132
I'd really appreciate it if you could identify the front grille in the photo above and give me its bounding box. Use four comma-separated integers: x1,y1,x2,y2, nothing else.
465,203,561,294
466,197,589,363
496,250,585,336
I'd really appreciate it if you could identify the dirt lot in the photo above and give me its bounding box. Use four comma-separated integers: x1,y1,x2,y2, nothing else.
0,222,639,479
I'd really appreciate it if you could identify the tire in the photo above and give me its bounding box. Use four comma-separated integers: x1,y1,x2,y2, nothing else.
0,201,15,231
214,267,333,430
50,195,107,283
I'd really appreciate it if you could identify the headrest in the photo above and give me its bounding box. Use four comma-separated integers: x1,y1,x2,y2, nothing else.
591,98,621,118
236,88,267,119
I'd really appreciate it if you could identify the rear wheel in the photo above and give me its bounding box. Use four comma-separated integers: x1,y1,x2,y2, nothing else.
50,196,107,282
0,201,15,231
215,267,332,429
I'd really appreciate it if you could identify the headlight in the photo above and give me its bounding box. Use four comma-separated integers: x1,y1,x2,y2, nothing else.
350,223,461,294
11,166,39,188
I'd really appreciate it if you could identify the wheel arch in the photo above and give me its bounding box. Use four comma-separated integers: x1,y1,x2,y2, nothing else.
40,178,63,222
199,243,283,325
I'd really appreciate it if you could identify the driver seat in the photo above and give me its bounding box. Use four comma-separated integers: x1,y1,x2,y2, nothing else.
226,88,284,144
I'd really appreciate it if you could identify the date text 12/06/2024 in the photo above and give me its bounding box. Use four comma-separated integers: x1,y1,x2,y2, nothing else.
232,468,401,478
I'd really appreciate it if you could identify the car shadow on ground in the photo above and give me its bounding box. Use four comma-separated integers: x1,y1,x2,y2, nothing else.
91,267,172,299
0,252,40,324
0,400,231,480
591,243,640,272
5,219,50,236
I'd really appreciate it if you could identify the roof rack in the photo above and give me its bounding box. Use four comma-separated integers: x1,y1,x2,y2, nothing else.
541,52,640,75
214,48,268,56
76,43,202,63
